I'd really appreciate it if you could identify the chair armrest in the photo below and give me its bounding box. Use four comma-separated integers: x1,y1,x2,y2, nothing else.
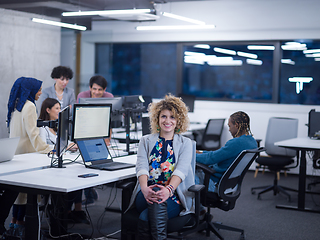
188,184,205,193
118,180,136,190
196,162,216,175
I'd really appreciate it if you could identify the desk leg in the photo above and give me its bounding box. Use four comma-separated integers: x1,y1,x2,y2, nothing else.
50,194,68,237
276,150,320,213
25,194,39,240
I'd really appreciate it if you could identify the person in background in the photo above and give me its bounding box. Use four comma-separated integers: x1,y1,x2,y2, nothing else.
76,75,113,102
196,111,257,192
38,97,88,224
37,66,76,114
77,75,114,206
125,94,195,239
7,77,53,237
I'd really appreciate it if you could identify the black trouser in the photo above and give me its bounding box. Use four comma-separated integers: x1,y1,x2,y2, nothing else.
0,188,19,226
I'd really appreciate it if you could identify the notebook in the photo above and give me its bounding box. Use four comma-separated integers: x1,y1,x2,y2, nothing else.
0,137,20,163
77,138,135,171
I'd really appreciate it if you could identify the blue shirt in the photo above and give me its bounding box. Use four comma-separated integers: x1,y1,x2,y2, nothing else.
196,134,257,182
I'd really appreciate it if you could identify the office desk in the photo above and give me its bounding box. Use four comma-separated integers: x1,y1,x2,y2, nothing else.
0,153,137,239
274,137,320,213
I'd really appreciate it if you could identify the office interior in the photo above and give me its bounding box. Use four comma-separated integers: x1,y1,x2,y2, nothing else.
1,0,320,239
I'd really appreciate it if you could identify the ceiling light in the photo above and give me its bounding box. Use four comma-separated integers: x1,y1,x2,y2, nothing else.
62,9,152,17
193,44,210,49
305,53,320,58
213,47,236,56
237,51,258,59
162,12,205,25
184,51,206,56
303,49,320,54
246,59,263,65
281,43,307,50
136,25,215,31
281,59,295,65
288,77,313,94
31,18,86,31
247,45,275,50
315,58,320,61
184,56,205,65
207,59,243,66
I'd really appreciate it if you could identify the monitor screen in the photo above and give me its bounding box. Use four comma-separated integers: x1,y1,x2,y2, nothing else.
123,95,145,109
308,109,320,139
56,106,70,157
72,103,112,141
79,97,123,126
178,94,195,112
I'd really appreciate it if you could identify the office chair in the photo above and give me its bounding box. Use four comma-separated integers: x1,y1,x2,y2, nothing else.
196,147,265,240
120,140,205,240
251,117,299,201
195,118,225,151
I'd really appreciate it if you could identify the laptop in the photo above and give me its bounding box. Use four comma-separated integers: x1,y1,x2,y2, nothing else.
0,137,20,163
77,138,135,171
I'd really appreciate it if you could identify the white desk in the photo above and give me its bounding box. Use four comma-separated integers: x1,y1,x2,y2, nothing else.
0,152,137,239
275,137,320,213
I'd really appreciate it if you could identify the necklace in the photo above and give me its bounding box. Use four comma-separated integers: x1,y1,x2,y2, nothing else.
55,90,64,97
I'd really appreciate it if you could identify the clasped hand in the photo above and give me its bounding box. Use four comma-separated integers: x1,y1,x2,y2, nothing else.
141,184,170,204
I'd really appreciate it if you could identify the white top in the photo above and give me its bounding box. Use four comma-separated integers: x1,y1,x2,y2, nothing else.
39,126,56,145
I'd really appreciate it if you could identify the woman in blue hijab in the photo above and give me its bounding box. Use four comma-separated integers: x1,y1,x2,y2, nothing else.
6,77,52,235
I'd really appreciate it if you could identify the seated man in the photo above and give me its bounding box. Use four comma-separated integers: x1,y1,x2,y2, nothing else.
196,111,257,192
76,75,113,101
77,75,114,206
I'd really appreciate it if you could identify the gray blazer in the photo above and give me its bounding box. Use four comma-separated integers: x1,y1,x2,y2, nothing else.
126,133,196,215
36,84,76,114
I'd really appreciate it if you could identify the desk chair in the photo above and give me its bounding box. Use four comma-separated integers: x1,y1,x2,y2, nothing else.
251,117,299,201
120,140,205,240
195,118,225,151
196,147,265,240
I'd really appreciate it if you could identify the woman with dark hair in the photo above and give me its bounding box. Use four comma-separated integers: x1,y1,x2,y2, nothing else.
37,66,76,113
7,77,53,237
38,98,86,224
125,94,195,239
196,111,258,192
38,98,60,145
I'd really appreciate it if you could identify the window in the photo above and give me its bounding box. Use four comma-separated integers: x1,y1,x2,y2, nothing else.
181,43,274,101
279,40,320,105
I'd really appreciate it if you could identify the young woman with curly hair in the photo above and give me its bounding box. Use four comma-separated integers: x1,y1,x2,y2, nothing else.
125,94,195,240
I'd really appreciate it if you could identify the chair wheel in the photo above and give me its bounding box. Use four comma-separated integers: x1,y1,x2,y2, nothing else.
239,233,245,240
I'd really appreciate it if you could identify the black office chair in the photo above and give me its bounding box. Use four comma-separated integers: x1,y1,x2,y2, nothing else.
251,117,299,201
195,118,225,151
120,140,205,240
196,147,265,240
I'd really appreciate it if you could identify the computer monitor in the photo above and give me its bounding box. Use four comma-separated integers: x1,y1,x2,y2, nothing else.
178,94,195,112
72,103,112,141
79,97,123,127
56,106,70,168
308,109,320,139
122,95,145,109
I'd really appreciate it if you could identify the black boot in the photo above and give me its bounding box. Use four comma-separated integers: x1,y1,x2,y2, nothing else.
138,219,152,240
148,202,167,240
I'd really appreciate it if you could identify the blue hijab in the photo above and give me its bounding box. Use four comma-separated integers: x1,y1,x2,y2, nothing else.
7,77,42,127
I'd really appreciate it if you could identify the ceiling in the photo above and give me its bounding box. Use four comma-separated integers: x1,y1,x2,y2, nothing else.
0,0,205,30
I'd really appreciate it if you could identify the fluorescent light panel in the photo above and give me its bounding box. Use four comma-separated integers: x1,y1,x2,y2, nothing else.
237,51,258,59
62,9,151,16
305,53,320,58
136,25,215,31
281,59,295,65
31,18,86,31
247,45,275,50
162,12,205,25
303,49,320,54
246,59,263,65
213,47,236,56
193,44,210,49
315,58,320,61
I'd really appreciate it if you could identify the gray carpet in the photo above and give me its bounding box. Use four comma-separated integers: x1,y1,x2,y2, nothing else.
10,170,320,240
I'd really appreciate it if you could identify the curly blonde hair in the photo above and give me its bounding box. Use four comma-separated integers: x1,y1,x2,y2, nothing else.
148,94,189,134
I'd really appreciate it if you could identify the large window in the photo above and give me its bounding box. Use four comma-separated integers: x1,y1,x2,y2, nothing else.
95,40,320,105
181,43,274,101
96,43,177,98
279,40,320,105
